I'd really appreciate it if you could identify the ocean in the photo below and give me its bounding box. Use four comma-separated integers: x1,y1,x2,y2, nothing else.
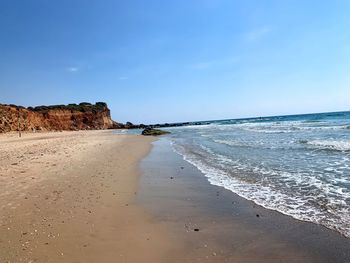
166,111,350,238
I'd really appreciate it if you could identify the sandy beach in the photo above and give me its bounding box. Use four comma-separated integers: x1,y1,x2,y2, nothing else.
2,0,349,261
0,131,180,263
1,130,349,263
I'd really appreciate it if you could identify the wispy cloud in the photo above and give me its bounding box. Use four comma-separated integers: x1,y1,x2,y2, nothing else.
246,26,272,41
66,67,79,72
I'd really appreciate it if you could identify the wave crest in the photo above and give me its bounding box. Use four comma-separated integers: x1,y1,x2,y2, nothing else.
301,140,350,151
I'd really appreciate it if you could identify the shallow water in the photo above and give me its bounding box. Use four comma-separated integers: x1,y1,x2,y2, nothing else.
167,111,350,238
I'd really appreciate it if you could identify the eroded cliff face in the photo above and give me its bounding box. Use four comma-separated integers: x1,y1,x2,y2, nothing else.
0,102,119,133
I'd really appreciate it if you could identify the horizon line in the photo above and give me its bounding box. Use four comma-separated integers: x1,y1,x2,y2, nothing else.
150,109,350,126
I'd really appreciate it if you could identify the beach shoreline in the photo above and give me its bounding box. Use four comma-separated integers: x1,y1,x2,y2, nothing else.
138,137,350,263
1,130,349,262
0,130,181,262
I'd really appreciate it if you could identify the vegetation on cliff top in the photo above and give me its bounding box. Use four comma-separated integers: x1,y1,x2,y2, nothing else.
0,102,109,113
27,102,108,113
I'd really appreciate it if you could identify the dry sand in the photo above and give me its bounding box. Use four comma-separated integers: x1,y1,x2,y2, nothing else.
0,131,181,263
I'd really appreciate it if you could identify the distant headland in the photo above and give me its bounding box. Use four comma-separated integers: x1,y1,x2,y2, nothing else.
0,102,137,133
0,100,232,134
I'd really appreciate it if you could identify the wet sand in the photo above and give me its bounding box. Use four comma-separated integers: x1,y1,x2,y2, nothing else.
2,131,349,262
0,131,181,262
138,137,350,263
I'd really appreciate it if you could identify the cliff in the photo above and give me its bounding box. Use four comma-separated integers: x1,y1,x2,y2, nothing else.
0,102,122,133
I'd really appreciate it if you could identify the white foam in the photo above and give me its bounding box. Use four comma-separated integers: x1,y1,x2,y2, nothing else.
304,140,350,151
213,138,292,151
170,141,350,238
222,120,350,133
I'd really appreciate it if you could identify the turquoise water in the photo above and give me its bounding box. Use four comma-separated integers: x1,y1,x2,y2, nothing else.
113,128,144,135
168,111,350,238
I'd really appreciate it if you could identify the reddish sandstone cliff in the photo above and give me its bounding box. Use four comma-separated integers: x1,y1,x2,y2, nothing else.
0,102,121,133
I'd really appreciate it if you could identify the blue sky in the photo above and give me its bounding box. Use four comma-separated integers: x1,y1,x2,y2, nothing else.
1,0,350,123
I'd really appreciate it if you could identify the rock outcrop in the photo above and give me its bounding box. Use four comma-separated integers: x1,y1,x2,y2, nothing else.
0,102,121,133
141,128,170,136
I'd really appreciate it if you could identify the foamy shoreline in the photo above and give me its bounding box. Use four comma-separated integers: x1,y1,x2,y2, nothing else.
1,130,349,262
139,137,350,263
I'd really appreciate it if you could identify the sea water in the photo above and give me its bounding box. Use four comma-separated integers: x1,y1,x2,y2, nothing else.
168,111,350,238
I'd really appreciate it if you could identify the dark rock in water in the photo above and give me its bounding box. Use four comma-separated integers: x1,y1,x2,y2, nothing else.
112,121,126,129
194,228,200,232
256,214,260,217
116,122,148,129
141,128,170,136
125,121,134,129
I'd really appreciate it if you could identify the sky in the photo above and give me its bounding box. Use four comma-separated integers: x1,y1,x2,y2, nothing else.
1,0,350,124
